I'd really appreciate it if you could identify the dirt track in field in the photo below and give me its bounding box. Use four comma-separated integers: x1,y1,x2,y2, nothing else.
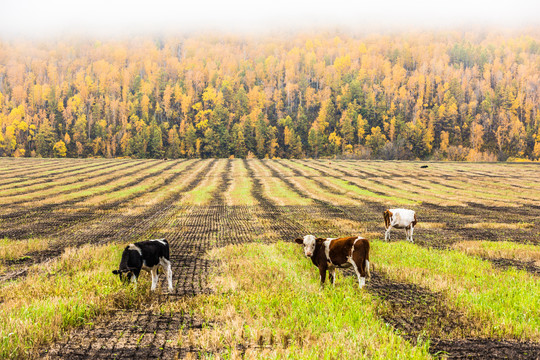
0,159,538,359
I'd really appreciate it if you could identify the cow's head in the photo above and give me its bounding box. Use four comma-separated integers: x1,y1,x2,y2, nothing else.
294,235,318,257
112,268,136,283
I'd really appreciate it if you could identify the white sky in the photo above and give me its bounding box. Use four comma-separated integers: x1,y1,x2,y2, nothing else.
1,0,539,38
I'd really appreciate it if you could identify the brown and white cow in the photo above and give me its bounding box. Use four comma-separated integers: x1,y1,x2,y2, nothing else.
383,208,417,242
294,235,370,288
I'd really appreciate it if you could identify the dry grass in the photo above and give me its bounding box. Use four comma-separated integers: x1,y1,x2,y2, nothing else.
226,159,256,206
416,222,447,229
285,176,359,206
180,159,227,205
61,160,176,207
283,160,324,177
452,240,540,266
463,222,534,229
328,218,377,237
299,160,346,177
263,160,295,177
0,160,156,207
374,177,468,207
246,159,272,177
0,238,51,261
260,177,312,206
335,161,540,207
0,159,117,188
84,159,198,212
329,177,415,205
421,178,538,207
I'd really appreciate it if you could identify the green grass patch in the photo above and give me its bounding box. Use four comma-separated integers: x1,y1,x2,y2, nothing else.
228,176,255,205
183,183,218,205
183,242,431,359
181,160,227,205
227,161,256,206
373,241,540,341
262,177,312,206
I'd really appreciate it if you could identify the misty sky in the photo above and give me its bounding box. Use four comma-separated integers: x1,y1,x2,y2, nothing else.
1,0,539,38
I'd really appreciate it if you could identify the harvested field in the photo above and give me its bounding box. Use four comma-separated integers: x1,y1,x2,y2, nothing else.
0,158,538,359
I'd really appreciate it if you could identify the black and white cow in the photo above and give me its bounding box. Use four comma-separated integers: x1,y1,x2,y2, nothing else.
295,235,370,288
112,239,173,292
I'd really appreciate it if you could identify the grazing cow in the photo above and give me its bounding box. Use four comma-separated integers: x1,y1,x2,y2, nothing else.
112,239,173,292
294,235,370,288
383,209,417,242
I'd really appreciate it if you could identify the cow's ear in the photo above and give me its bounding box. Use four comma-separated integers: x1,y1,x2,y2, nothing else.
316,238,326,243
294,238,303,244
112,270,120,275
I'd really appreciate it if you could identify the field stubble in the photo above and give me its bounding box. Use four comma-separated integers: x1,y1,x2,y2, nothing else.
0,159,538,359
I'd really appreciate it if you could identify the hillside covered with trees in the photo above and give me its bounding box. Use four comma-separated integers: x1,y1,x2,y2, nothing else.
0,31,539,160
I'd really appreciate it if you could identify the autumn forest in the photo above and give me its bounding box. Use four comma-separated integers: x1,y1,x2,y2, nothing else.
0,31,539,160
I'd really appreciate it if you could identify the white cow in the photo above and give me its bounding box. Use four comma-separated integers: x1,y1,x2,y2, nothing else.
383,209,417,242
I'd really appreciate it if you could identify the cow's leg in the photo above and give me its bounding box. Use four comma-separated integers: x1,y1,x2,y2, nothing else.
405,227,409,241
150,268,159,291
410,225,414,243
348,258,365,289
130,274,137,290
160,258,174,292
319,266,327,286
385,227,391,241
328,266,336,286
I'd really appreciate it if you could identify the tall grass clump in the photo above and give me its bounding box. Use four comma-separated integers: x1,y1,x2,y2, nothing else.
373,241,540,341
183,242,431,359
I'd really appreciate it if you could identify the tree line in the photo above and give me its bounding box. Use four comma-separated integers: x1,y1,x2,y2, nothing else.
0,31,539,160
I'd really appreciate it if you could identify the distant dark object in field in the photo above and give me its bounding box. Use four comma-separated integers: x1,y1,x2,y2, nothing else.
163,158,168,161
420,165,428,168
